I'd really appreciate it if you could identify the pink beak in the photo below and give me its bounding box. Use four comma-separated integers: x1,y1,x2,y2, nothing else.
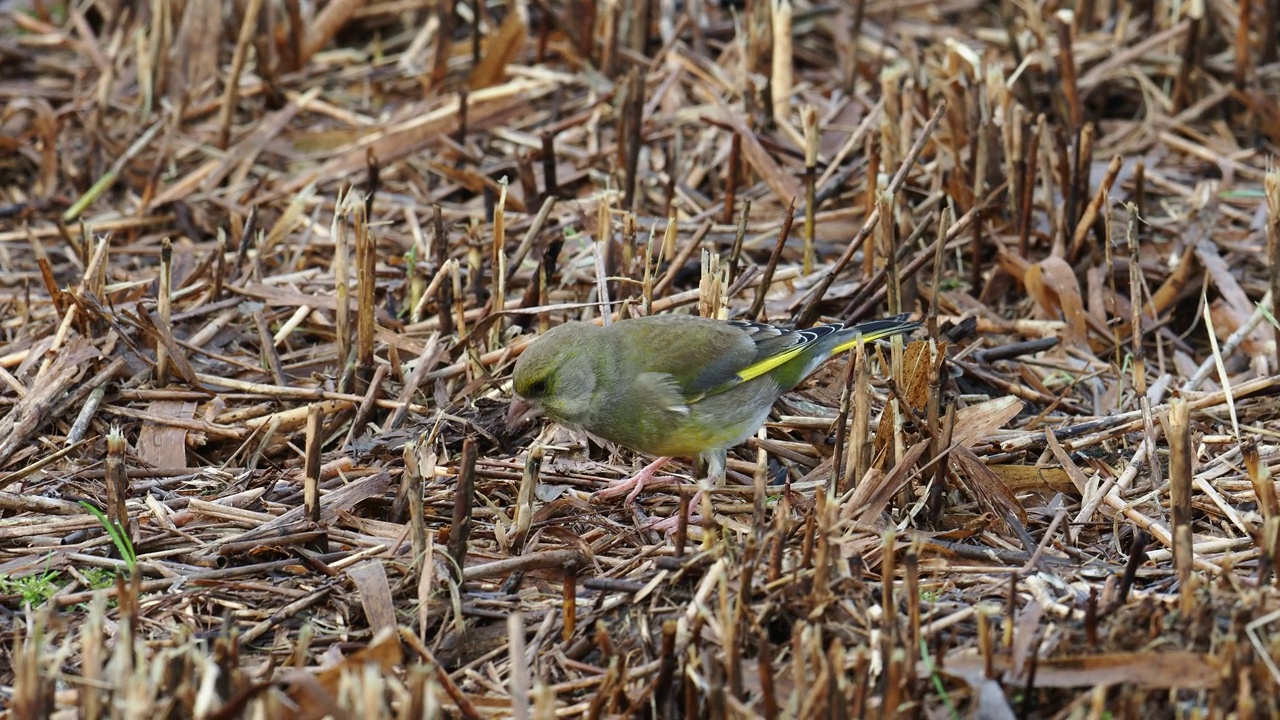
506,396,543,430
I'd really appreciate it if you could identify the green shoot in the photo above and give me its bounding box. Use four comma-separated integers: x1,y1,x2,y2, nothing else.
920,637,960,719
80,501,137,571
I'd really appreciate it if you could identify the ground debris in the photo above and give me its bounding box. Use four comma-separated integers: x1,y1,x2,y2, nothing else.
1,0,1279,716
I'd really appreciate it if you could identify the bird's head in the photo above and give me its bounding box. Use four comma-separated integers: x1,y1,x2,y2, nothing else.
507,322,600,430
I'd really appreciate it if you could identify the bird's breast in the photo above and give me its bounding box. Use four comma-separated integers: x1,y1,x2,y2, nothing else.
584,377,779,459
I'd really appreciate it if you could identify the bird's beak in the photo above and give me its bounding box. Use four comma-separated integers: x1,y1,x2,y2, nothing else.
506,396,543,430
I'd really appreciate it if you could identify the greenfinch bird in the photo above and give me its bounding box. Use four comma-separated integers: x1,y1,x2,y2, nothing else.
508,313,920,504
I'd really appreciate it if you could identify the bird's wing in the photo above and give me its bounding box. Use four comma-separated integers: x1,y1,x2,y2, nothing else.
708,315,919,396
614,316,839,399
632,372,692,416
610,316,760,399
723,321,841,382
611,315,917,403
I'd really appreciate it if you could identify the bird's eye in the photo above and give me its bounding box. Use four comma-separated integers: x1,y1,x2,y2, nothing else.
528,379,549,396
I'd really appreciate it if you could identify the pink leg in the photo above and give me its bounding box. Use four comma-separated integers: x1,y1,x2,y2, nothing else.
648,451,724,532
593,457,677,504
647,490,704,532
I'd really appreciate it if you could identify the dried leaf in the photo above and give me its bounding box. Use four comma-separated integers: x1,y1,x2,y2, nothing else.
950,444,1028,525
846,440,928,527
874,338,943,458
135,400,197,470
469,11,527,90
1024,256,1088,349
950,396,1024,449
347,560,397,638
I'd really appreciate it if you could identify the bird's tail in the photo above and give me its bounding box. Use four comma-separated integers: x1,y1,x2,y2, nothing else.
828,314,921,355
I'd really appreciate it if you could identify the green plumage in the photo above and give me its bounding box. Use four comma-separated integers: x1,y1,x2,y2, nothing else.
511,314,920,483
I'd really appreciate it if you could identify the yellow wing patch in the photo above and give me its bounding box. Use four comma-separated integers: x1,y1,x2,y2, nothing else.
735,344,810,383
734,318,918,384
708,317,919,397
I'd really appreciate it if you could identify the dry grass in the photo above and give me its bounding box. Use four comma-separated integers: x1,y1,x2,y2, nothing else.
2,0,1280,716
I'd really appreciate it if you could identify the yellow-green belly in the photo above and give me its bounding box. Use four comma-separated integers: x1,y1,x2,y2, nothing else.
589,379,777,458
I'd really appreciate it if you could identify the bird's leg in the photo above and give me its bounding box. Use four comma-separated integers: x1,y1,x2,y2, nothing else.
648,450,725,532
593,456,677,504
647,488,704,532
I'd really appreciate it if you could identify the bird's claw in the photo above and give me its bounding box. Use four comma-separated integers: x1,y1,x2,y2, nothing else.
646,513,699,533
591,456,675,504
644,490,706,533
592,473,678,504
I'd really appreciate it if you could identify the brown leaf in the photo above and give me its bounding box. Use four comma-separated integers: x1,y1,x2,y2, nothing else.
3,98,58,198
300,0,367,67
130,308,205,390
234,282,430,357
1024,256,1088,349
135,400,197,470
950,444,1028,526
1146,242,1198,317
1028,652,1220,689
347,560,397,638
469,11,527,90
949,395,1024,449
1008,600,1044,680
987,463,1078,495
1209,300,1269,356
276,81,541,196
228,471,392,545
845,440,929,527
1044,429,1091,495
274,671,342,720
874,338,944,462
168,0,221,104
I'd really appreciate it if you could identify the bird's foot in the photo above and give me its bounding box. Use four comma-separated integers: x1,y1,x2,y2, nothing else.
593,457,676,504
646,490,706,533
